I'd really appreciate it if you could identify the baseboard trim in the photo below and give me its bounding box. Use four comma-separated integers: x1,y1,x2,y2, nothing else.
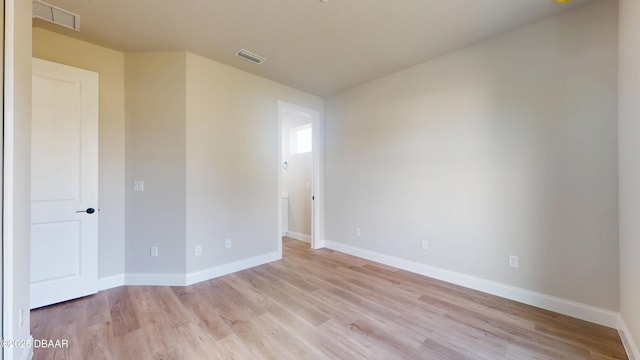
185,251,281,286
285,231,311,243
619,316,640,360
313,239,326,249
324,240,618,328
125,272,186,286
98,274,125,291
97,252,281,290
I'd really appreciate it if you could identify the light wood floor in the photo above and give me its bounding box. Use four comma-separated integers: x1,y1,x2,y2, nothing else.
32,238,627,359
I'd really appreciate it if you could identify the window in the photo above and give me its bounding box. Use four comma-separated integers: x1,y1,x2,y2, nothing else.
290,124,312,154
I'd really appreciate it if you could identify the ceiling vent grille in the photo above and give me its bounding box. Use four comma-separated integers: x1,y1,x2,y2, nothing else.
235,49,266,65
33,0,80,32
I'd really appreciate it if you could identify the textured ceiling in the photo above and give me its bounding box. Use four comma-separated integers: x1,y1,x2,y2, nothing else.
34,0,595,96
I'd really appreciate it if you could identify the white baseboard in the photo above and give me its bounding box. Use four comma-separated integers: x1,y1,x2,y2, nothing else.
324,240,619,328
285,231,311,243
619,316,640,360
125,272,186,286
185,251,281,285
283,231,325,249
96,252,281,290
97,274,125,291
313,239,326,249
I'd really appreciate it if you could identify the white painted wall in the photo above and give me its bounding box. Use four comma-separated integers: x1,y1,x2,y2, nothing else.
325,1,618,311
33,28,126,280
125,52,187,274
281,113,312,239
3,0,33,358
618,0,640,356
185,53,323,273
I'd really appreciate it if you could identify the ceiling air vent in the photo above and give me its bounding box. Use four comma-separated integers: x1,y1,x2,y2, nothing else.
33,0,80,32
235,49,266,65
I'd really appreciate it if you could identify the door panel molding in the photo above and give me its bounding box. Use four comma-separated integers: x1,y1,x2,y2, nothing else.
30,58,99,309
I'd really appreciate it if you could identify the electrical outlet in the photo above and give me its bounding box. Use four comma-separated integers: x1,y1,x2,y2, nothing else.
195,245,202,256
150,246,158,257
19,308,24,329
225,239,232,249
355,227,361,237
509,255,519,268
421,240,429,250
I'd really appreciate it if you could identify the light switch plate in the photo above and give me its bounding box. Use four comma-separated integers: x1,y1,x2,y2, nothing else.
133,180,144,192
509,255,519,268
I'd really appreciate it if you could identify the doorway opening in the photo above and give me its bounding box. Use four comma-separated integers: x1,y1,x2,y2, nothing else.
277,101,322,256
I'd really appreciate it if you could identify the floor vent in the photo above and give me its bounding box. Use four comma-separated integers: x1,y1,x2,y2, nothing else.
33,0,80,32
235,49,266,65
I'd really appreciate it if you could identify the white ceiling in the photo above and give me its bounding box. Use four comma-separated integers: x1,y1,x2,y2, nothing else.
34,0,595,96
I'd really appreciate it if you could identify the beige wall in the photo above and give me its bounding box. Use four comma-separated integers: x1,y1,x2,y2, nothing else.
125,52,187,274
185,53,323,272
282,113,312,237
19,43,323,280
32,28,126,279
325,1,618,310
618,0,640,355
4,0,33,358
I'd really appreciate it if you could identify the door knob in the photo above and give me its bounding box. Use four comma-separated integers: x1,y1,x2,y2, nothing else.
76,208,96,214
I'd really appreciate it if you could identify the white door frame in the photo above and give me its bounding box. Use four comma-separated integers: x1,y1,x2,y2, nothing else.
277,101,324,255
4,1,33,359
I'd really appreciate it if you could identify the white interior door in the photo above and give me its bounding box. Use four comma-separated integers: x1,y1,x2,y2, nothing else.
30,58,99,309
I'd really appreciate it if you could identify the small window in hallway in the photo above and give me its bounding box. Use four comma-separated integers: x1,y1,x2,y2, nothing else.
290,123,312,154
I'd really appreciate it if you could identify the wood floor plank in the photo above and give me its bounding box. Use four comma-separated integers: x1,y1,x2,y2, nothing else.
317,319,389,359
212,333,258,360
108,287,141,337
77,322,115,360
31,238,628,360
